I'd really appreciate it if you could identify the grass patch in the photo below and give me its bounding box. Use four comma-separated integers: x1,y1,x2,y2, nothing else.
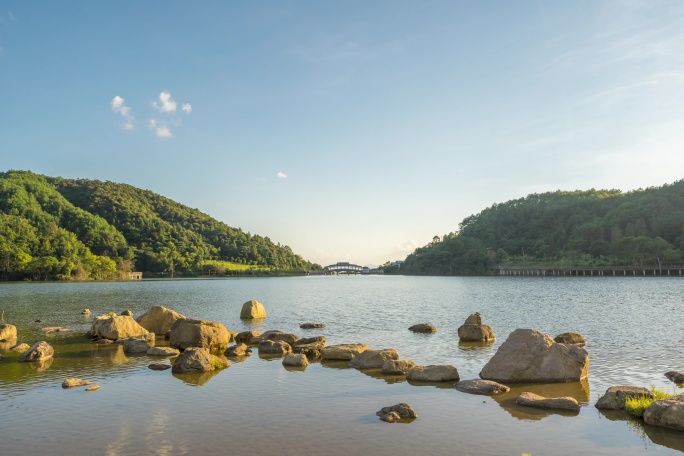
624,386,671,418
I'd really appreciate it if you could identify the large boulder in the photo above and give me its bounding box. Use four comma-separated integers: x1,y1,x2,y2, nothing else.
644,395,684,431
516,392,580,411
349,349,399,369
321,344,368,360
382,359,417,375
0,323,17,341
479,329,589,383
171,347,230,373
91,313,150,341
595,386,654,410
258,340,292,356
458,313,495,342
17,341,54,362
136,306,186,336
240,299,267,319
455,379,510,395
554,332,586,347
409,324,436,333
407,365,459,382
376,403,418,423
169,318,230,351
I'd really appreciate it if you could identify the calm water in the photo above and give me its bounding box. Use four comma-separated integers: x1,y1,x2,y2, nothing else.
1,276,683,455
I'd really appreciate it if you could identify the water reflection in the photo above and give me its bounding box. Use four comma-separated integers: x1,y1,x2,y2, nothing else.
172,370,220,386
491,380,590,420
320,359,352,370
406,379,456,390
0,339,18,351
357,368,407,385
458,340,495,351
27,358,53,372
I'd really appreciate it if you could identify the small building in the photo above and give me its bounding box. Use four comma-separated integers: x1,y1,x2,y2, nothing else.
391,261,404,269
129,272,143,280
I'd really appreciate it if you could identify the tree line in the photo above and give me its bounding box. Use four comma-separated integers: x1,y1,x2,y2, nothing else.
403,181,684,276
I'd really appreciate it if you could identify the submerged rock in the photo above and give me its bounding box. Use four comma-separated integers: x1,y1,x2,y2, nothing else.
300,323,325,329
136,305,186,336
376,403,418,423
644,395,684,431
169,318,230,351
382,359,417,375
455,379,510,395
41,327,71,334
282,353,308,367
62,378,93,388
408,324,436,333
81,309,91,315
321,344,368,360
407,365,459,382
85,385,100,392
516,392,580,411
148,362,172,371
349,349,399,369
479,328,588,383
240,299,267,319
595,386,655,410
665,371,684,384
554,332,586,347
458,313,495,342
17,341,54,362
172,347,230,373
0,323,17,341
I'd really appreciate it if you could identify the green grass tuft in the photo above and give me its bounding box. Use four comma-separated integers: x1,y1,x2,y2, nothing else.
624,386,671,418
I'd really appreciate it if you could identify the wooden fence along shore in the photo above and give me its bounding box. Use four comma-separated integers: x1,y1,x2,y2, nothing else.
496,266,684,277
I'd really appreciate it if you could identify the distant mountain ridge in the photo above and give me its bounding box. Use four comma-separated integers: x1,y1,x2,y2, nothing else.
0,170,317,280
403,180,684,275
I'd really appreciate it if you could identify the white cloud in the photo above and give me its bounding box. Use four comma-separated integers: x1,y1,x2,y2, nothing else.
182,103,192,113
156,126,172,138
277,171,287,179
153,91,177,113
111,95,134,130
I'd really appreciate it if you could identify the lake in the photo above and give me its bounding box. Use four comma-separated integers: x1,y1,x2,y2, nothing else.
1,276,683,455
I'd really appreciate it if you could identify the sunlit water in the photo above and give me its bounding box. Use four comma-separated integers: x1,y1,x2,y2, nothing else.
1,276,683,455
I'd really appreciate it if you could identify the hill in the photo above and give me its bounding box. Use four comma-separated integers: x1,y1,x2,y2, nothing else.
403,181,684,275
0,170,318,280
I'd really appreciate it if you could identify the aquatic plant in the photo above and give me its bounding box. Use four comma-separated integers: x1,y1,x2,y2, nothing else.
624,386,671,418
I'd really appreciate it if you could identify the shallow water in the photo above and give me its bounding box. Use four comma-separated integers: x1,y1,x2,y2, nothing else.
1,276,683,455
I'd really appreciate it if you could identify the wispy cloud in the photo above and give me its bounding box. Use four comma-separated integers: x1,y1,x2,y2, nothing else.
111,95,134,130
277,171,287,179
153,91,177,113
148,119,172,138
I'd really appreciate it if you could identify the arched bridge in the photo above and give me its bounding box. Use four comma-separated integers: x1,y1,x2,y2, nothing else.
323,262,369,275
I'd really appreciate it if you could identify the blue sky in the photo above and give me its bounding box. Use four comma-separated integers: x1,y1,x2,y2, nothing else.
1,1,684,266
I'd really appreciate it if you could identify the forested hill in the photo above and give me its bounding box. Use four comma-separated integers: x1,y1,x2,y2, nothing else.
0,170,318,280
403,181,684,276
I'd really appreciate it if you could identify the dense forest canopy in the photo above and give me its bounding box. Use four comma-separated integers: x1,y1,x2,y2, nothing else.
0,170,319,280
403,181,684,276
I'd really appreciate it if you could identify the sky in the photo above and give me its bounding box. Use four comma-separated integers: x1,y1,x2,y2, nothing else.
1,1,684,267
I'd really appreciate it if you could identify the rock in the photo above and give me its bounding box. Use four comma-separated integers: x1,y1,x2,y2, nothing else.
10,343,31,352
235,331,261,344
382,359,417,375
148,362,172,371
458,313,495,342
407,365,459,382
294,336,326,346
122,337,153,354
0,323,17,341
454,379,510,395
292,343,324,360
408,323,436,333
240,299,267,319
252,330,284,344
321,344,369,360
224,343,252,357
516,392,580,411
85,385,100,392
283,353,308,367
644,395,684,431
169,318,230,351
17,341,54,362
349,349,399,369
479,329,588,383
91,314,151,341
146,346,180,357
300,323,325,329
595,386,655,410
121,310,133,316
171,347,230,373
266,332,299,346
554,332,586,347
62,378,92,388
227,329,237,342
665,371,684,384
81,309,91,315
41,326,71,333
376,403,418,422
136,306,186,336
258,340,292,356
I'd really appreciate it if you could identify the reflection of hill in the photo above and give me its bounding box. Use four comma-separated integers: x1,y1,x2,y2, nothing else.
491,379,589,420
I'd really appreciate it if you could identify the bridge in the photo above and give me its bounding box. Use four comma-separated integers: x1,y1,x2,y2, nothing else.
323,262,369,275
